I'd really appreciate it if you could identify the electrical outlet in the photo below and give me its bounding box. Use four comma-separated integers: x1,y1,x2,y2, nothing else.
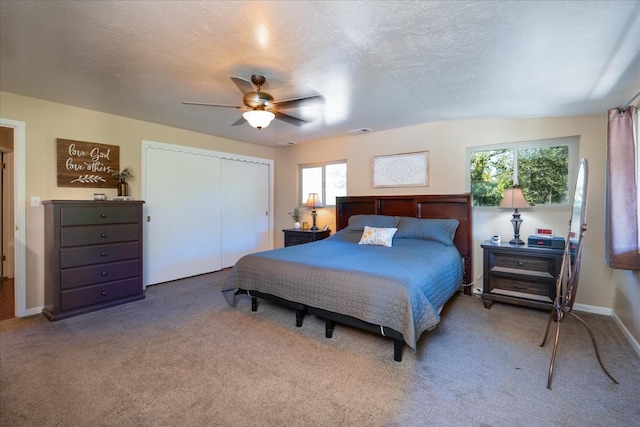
30,196,41,207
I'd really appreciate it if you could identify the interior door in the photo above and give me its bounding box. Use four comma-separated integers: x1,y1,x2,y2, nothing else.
144,146,222,286
220,159,270,267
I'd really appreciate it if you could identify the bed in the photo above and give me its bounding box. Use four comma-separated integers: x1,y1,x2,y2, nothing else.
222,194,473,361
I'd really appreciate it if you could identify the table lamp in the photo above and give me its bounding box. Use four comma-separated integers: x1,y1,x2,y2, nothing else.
499,186,531,245
305,193,324,231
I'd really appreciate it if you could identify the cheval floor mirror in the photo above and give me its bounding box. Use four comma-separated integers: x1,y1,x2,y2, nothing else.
540,158,619,389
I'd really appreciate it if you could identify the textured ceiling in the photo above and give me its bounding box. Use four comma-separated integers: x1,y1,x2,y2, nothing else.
1,1,639,146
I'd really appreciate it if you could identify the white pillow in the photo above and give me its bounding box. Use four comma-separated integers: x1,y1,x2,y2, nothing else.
358,226,398,247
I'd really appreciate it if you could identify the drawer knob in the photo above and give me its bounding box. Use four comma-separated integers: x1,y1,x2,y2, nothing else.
100,233,107,238
101,252,107,257
513,283,528,290
101,271,108,277
517,261,524,267
100,213,108,219
101,291,108,296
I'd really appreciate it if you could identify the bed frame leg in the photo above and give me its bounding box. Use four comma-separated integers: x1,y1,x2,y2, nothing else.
325,319,335,338
251,296,257,312
393,339,403,362
296,309,306,327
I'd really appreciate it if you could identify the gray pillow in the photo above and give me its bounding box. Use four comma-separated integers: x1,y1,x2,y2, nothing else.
395,217,459,245
345,214,399,231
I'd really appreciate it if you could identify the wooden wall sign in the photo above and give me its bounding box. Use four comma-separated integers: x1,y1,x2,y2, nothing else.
57,139,120,188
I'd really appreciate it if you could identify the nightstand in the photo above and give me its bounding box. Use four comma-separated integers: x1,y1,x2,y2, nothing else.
481,241,564,310
283,229,331,247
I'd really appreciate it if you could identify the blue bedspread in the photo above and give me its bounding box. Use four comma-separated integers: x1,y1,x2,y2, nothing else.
222,230,463,349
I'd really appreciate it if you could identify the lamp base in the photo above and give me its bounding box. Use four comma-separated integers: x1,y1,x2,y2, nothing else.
310,210,318,231
510,209,524,246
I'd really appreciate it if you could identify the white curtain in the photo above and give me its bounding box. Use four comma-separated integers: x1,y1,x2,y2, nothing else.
605,106,640,270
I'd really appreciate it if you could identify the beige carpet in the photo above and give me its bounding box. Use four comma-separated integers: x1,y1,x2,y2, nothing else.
1,269,639,426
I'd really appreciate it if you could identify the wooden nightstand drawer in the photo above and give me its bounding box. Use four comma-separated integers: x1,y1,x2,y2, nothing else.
489,276,553,301
283,229,331,247
492,253,555,276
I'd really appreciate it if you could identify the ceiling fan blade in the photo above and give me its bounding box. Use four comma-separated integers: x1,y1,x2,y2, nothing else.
231,116,246,126
230,76,254,94
274,94,324,110
182,101,243,109
275,111,307,126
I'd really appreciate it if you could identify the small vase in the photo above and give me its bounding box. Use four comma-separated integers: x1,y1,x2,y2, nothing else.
117,181,128,197
293,222,301,230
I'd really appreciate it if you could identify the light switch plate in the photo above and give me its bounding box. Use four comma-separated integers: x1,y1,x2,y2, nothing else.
30,196,40,207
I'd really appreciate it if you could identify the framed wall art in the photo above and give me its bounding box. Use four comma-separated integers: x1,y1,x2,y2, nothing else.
372,151,429,188
56,138,120,188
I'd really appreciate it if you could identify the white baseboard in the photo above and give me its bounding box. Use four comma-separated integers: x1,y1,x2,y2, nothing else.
612,312,640,357
572,303,612,316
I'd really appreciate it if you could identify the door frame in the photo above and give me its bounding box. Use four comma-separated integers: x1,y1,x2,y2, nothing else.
0,118,27,317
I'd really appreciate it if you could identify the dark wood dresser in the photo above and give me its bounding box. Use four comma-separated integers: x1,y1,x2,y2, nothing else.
43,200,145,321
283,228,331,247
481,241,563,310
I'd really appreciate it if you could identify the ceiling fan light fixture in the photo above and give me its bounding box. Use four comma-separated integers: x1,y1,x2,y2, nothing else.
243,110,275,130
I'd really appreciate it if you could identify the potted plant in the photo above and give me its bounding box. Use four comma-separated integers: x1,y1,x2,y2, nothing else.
289,207,301,229
112,166,133,197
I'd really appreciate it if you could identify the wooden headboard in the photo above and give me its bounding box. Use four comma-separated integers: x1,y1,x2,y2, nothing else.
336,194,473,295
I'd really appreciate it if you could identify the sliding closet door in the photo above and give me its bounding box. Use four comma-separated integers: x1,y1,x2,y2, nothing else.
144,146,222,286
220,159,270,267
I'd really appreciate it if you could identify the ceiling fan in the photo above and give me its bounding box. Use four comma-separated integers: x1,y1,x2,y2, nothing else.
182,74,323,130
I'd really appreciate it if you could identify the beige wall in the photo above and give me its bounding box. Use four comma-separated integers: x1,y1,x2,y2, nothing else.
613,270,640,345
0,91,275,310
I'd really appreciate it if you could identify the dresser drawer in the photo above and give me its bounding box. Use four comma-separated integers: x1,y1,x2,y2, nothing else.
61,242,140,269
492,252,555,277
60,278,141,311
61,259,139,289
286,235,314,246
61,224,139,247
61,205,140,226
283,229,331,247
489,276,553,300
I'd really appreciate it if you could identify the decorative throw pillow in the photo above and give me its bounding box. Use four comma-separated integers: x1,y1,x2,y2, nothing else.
345,215,399,231
358,226,398,247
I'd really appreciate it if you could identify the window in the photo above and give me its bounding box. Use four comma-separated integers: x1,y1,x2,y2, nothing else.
300,161,347,206
468,137,578,207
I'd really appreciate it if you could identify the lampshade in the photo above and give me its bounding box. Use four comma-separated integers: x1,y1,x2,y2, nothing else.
305,193,324,208
499,187,531,209
242,110,275,129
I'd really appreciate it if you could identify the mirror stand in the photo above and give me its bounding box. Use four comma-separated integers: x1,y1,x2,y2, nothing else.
538,159,619,389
